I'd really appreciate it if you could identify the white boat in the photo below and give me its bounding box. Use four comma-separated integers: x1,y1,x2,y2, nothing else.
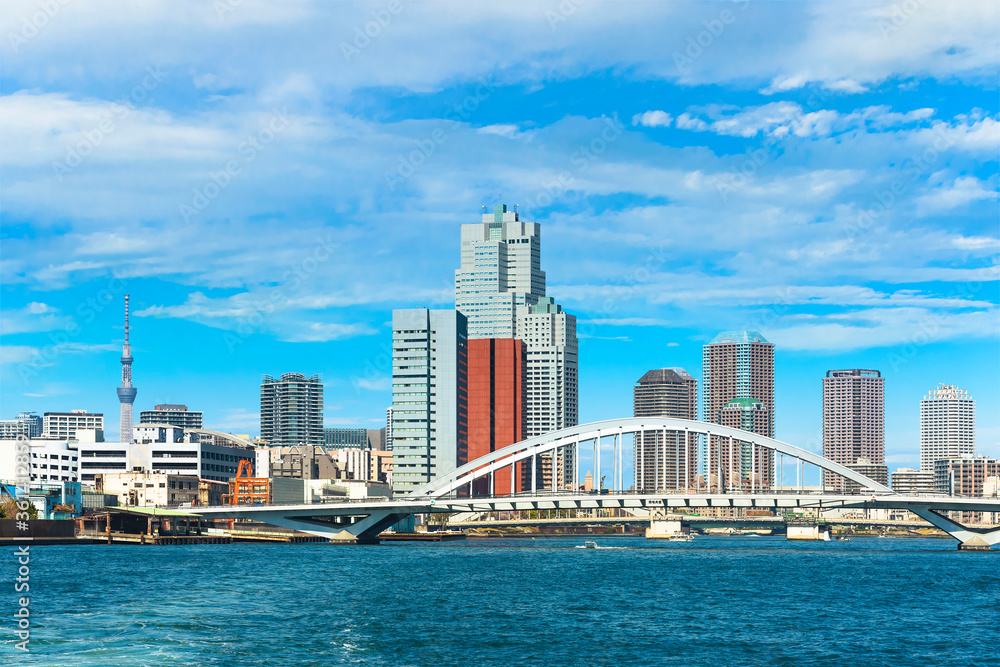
584,540,597,549
668,534,694,542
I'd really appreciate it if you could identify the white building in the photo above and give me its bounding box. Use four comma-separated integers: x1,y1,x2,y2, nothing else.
0,438,79,483
920,384,975,472
455,204,545,339
516,297,579,437
43,410,104,441
391,308,467,496
99,471,201,507
890,467,935,494
78,424,256,483
0,412,42,439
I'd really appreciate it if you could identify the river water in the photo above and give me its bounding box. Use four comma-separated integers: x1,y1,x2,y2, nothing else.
4,535,997,666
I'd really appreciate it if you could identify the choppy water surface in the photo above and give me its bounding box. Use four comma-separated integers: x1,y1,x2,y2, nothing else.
4,536,998,666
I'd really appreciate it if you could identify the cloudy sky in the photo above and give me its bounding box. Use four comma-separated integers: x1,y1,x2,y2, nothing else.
1,0,997,473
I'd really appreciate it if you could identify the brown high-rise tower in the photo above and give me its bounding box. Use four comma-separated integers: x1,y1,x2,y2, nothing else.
632,368,698,491
702,330,774,490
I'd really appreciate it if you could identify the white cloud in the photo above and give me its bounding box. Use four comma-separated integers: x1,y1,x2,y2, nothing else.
632,111,673,128
477,124,524,138
917,176,997,214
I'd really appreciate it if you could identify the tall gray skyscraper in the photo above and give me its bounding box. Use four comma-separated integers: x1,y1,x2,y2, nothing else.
117,295,137,444
391,309,468,496
822,369,885,492
920,384,975,471
455,204,579,467
260,373,324,447
455,203,545,339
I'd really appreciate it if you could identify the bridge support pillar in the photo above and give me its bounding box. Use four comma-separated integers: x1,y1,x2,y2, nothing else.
907,507,1000,551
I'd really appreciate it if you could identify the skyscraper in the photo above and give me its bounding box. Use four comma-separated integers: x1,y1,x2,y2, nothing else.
632,368,698,491
259,373,324,447
920,384,975,471
467,338,526,495
117,294,137,444
702,330,774,489
455,205,579,491
822,369,885,492
391,309,468,496
385,406,393,451
455,203,544,339
516,297,579,438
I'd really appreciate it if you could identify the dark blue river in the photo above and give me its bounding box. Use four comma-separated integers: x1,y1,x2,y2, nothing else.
4,536,997,666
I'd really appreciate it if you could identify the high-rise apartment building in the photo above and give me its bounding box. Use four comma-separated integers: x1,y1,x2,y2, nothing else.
385,406,393,451
920,384,975,472
467,338,526,495
139,404,203,430
42,410,104,441
0,412,42,439
632,368,698,491
822,369,885,492
702,330,774,489
391,309,468,496
455,203,545,339
259,373,324,448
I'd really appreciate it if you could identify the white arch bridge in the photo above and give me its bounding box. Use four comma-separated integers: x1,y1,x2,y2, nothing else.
189,418,1000,548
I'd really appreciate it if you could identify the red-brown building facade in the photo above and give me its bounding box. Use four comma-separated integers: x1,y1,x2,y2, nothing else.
467,338,526,495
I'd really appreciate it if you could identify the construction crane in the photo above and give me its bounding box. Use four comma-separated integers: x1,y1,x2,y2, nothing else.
224,460,271,505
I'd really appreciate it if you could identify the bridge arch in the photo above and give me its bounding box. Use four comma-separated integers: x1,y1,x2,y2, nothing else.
407,417,893,498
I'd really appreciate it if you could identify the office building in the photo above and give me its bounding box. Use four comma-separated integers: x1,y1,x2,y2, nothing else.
139,404,203,430
822,369,885,492
632,368,698,491
703,330,774,489
391,309,468,496
516,297,579,437
324,427,367,449
0,412,42,439
78,429,255,484
322,427,386,450
933,456,999,496
260,373,324,447
42,410,104,441
920,384,975,471
455,203,545,339
467,338,526,495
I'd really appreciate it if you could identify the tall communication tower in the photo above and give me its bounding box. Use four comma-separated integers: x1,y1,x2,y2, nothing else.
117,294,137,444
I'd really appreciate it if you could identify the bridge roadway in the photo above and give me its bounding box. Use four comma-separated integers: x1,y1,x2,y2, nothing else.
446,515,959,531
187,491,1000,547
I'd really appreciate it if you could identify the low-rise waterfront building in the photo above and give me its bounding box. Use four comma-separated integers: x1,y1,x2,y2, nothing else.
890,467,934,494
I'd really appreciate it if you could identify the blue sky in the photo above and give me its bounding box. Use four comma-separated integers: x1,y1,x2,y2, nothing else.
1,0,997,474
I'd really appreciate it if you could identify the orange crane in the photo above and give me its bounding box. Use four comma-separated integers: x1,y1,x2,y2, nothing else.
224,460,271,505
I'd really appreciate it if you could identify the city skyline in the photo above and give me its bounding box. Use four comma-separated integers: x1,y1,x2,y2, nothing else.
1,3,997,473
